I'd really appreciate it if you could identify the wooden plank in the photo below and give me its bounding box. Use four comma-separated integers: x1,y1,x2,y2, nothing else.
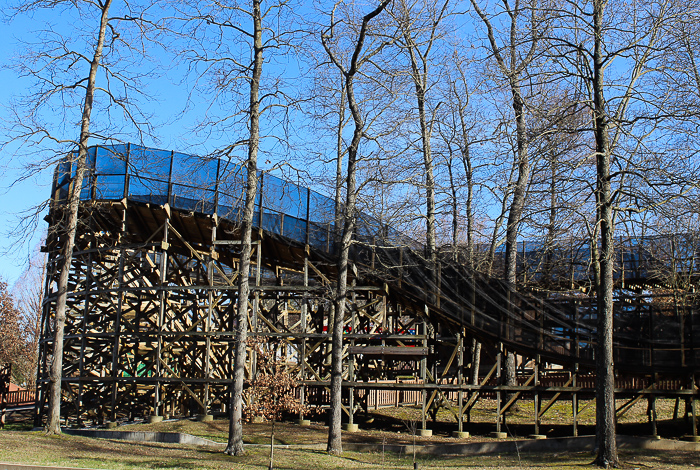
347,346,429,357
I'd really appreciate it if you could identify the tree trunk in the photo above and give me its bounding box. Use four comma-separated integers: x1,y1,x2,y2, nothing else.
470,0,536,401
324,1,391,454
446,155,459,260
226,0,263,456
46,0,113,435
334,79,347,231
470,338,481,385
328,65,361,455
503,90,530,398
592,0,618,466
415,78,437,295
399,3,447,303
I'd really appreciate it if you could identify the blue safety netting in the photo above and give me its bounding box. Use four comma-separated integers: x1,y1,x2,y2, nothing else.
53,144,420,255
53,144,700,278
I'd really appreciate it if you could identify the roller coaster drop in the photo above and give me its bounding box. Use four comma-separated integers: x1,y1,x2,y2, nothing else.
35,144,700,437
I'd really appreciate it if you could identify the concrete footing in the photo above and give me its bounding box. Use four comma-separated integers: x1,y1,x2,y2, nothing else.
528,434,546,440
682,435,700,442
452,431,470,439
148,416,163,424
419,428,433,437
490,431,507,439
344,423,359,432
296,419,311,426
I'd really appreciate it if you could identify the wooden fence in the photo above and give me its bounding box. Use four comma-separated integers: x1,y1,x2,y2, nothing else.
2,389,36,407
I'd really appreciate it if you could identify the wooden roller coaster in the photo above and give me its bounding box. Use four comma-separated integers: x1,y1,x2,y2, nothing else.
34,144,700,437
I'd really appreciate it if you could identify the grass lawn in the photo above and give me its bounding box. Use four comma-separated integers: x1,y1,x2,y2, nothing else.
1,430,699,469
1,399,698,469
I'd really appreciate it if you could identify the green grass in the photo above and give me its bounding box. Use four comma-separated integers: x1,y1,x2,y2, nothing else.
1,422,34,431
2,400,698,469
0,430,699,469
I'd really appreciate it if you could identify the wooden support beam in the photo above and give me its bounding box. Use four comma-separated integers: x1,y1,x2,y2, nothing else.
500,372,535,415
538,375,573,418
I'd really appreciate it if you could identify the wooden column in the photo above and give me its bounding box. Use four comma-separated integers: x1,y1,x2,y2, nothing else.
297,249,309,421
534,355,540,435
692,373,698,438
421,312,428,432
572,363,579,437
203,219,216,415
109,207,128,422
457,333,464,433
77,224,95,422
496,347,502,434
154,220,169,417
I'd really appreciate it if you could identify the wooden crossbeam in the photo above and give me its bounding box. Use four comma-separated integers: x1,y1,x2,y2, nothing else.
616,383,655,419
158,357,205,410
168,224,237,287
500,373,536,414
463,362,498,413
616,395,644,419
307,260,331,286
538,375,573,418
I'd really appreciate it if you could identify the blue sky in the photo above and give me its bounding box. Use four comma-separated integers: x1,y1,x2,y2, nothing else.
0,0,515,288
0,15,48,285
0,5,205,285
0,1,329,287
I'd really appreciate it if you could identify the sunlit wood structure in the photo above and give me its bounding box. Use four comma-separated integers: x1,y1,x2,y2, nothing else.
35,144,699,437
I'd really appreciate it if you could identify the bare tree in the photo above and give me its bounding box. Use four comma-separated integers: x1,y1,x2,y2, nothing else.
522,88,590,286
4,0,164,434
8,0,110,435
546,0,690,464
435,55,490,385
177,0,300,454
227,1,263,455
391,0,450,290
321,0,393,454
469,0,550,402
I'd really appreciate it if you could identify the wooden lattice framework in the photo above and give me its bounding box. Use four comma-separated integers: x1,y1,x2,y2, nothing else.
35,200,442,425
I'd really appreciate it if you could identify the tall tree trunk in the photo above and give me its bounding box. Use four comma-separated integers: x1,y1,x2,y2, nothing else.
447,155,459,260
458,113,481,387
460,135,474,269
226,0,263,456
323,1,391,454
471,0,537,402
503,91,530,397
334,79,347,231
544,149,557,279
327,57,362,457
592,0,618,466
399,0,449,302
46,0,113,435
327,70,362,452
